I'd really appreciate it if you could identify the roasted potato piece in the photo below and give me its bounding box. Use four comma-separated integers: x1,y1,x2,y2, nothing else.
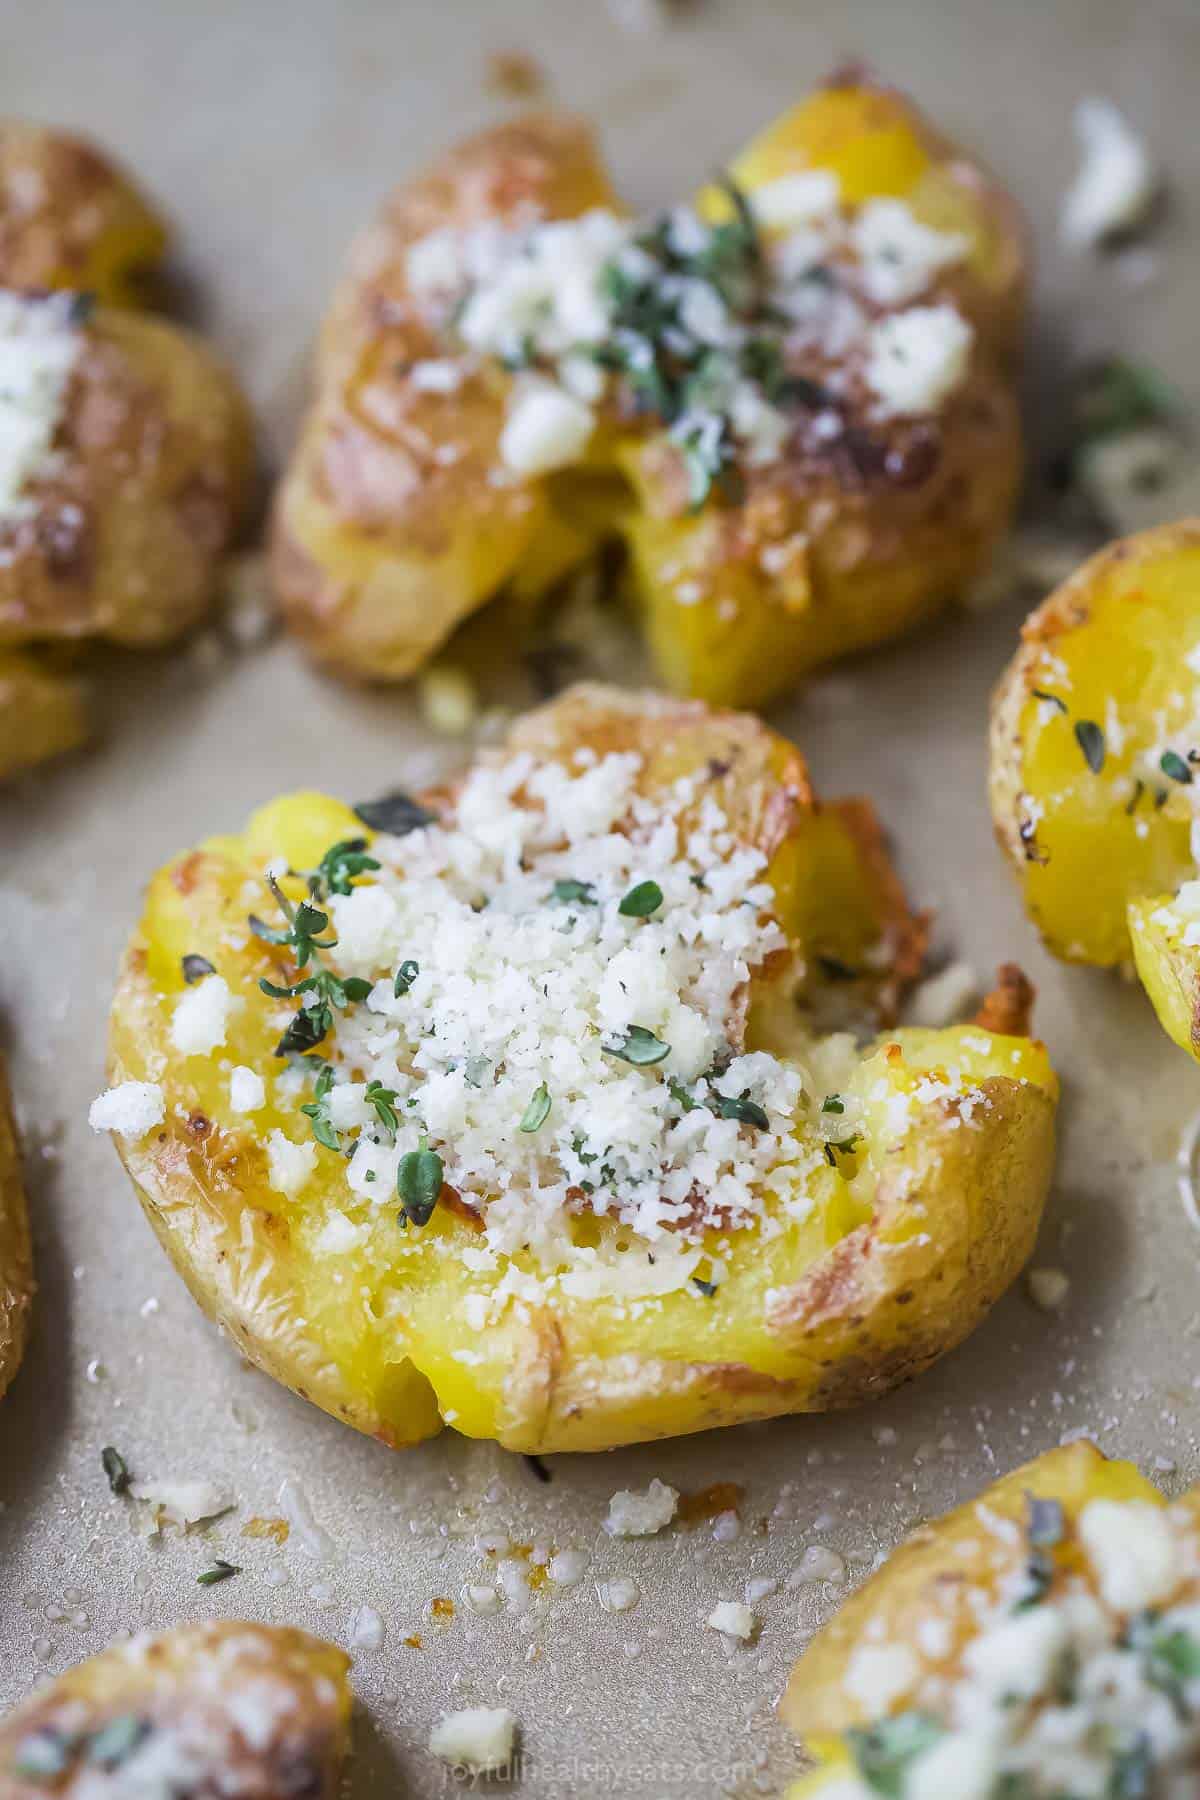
0,304,253,650
272,75,1026,706
782,1441,1200,1797
0,648,86,780
97,684,1056,1454
0,1054,33,1401
0,1622,350,1799
0,123,168,307
990,521,1200,1057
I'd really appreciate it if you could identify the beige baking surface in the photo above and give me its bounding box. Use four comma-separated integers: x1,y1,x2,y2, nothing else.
3,0,1200,1793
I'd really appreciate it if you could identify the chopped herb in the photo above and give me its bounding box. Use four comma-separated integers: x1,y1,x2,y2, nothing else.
1070,356,1176,452
1126,779,1145,815
397,1142,443,1228
519,1083,552,1133
1031,689,1068,714
821,1095,845,1115
524,1454,552,1483
196,1559,240,1586
12,1729,76,1779
394,958,419,996
309,837,380,896
846,1711,943,1796
1108,1735,1153,1799
1026,1494,1064,1548
604,1025,671,1066
1074,719,1106,773
252,873,371,1058
618,879,664,918
1160,749,1193,785
710,1089,770,1130
692,1275,719,1297
551,877,597,906
300,1061,341,1152
353,791,437,835
181,953,216,984
101,1445,130,1495
365,1080,400,1136
463,1055,491,1089
85,1715,150,1768
667,1077,699,1113
1013,1545,1056,1611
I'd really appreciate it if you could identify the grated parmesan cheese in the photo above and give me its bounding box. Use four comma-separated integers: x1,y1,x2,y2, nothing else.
88,1080,165,1140
707,1600,755,1640
266,1131,318,1198
229,1066,266,1114
864,305,974,418
0,290,83,523
605,1477,679,1537
429,1707,517,1771
170,975,239,1057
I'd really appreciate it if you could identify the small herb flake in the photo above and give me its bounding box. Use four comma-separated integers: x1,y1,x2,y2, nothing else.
397,1143,444,1228
394,959,419,997
1031,689,1068,715
604,1025,671,1066
846,1712,943,1796
12,1729,76,1780
85,1715,150,1768
181,953,216,984
1026,1494,1065,1548
551,877,597,906
353,791,437,836
692,1275,719,1297
1074,719,1106,774
519,1083,552,1133
618,879,664,918
101,1445,130,1495
524,1454,552,1484
1160,749,1194,785
196,1559,240,1586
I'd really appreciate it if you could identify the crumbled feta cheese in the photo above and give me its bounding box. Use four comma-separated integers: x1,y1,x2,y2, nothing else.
408,358,463,393
170,975,238,1057
852,198,968,306
749,169,841,230
428,1707,517,1771
1078,1499,1178,1611
128,1478,233,1526
88,1081,165,1140
707,1600,755,1640
1026,1266,1070,1311
229,1066,266,1114
266,1131,318,1198
0,290,84,522
499,380,595,475
864,305,974,417
605,1477,679,1537
843,1641,919,1710
1061,97,1159,250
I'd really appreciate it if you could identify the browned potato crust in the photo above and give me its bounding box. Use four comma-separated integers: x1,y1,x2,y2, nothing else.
0,1622,351,1798
0,1053,33,1401
0,649,86,781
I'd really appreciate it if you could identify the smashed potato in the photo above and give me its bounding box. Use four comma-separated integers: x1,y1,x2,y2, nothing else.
0,1053,33,1400
783,1441,1199,1797
272,74,1026,706
0,122,168,307
990,520,1200,1054
99,684,1056,1454
0,648,86,783
0,1622,350,1798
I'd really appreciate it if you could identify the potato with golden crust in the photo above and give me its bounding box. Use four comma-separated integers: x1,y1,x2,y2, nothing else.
0,1622,350,1799
0,122,169,308
990,520,1200,1056
0,648,86,782
96,683,1055,1454
781,1441,1199,1797
0,1054,33,1401
272,75,1026,706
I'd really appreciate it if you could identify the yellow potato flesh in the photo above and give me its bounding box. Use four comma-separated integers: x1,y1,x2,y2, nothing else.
0,649,87,779
114,777,1053,1454
783,1441,1165,1793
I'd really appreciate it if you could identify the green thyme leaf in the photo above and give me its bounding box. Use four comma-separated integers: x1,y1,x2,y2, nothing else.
692,1275,719,1297
821,1095,845,1115
1074,719,1106,773
394,959,419,996
353,791,437,835
1031,689,1068,714
846,1712,943,1796
397,1145,444,1227
551,878,597,906
248,914,292,946
196,1559,240,1586
181,953,216,984
604,1026,671,1066
101,1445,130,1495
464,1056,491,1089
365,1081,400,1136
519,1083,552,1133
86,1715,150,1768
1026,1494,1065,1548
313,837,381,896
618,880,664,918
711,1089,770,1130
1160,749,1194,785
12,1729,76,1779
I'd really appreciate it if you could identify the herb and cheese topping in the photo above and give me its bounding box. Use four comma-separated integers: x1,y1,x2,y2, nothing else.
825,1492,1200,1799
404,173,974,500
0,289,83,524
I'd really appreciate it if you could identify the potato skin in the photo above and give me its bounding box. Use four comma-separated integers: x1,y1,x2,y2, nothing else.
0,1054,33,1401
272,78,1026,704
0,310,254,650
0,1622,350,1800
781,1442,1167,1794
104,685,1056,1454
0,123,169,307
0,649,87,780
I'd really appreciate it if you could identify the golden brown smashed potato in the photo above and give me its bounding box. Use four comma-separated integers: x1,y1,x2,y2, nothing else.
98,684,1055,1453
0,1054,33,1401
782,1440,1197,1796
273,74,1026,706
0,1622,351,1798
0,126,253,780
990,519,1200,1058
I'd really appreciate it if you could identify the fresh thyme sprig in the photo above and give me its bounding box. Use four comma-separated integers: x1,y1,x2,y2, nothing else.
250,872,371,1058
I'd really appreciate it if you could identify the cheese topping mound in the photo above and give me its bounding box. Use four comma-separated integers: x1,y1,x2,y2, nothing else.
829,1493,1200,1798
0,289,84,523
258,748,821,1293
404,174,974,491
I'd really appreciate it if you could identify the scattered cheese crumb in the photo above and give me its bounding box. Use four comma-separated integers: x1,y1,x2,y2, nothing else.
605,1477,679,1537
170,975,237,1057
843,1641,919,1710
229,1066,266,1114
1061,97,1159,250
128,1478,233,1527
1078,1499,1178,1612
88,1081,165,1140
0,291,84,521
499,380,595,475
707,1600,755,1640
428,1707,517,1771
266,1131,318,1198
750,169,840,231
1026,1267,1070,1312
864,305,974,417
